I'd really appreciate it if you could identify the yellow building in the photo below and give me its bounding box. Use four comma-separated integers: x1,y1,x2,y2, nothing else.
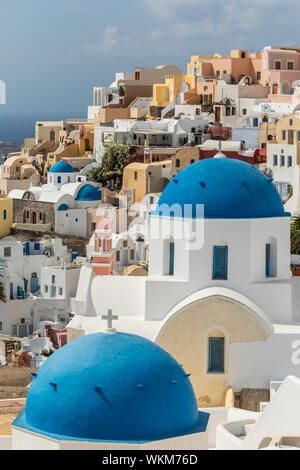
273,115,300,145
121,161,172,203
0,198,13,238
151,75,183,109
187,55,213,78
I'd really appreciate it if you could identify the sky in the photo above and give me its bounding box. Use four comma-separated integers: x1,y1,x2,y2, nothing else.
0,0,300,140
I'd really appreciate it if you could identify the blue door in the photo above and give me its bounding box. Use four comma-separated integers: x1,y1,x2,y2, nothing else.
266,243,271,277
30,277,39,294
24,242,30,256
213,246,228,280
169,242,175,276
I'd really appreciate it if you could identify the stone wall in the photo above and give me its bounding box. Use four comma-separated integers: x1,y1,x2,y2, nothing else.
12,199,55,229
234,389,270,412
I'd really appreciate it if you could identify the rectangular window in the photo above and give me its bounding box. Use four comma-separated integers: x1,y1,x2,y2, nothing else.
0,321,2,331
134,172,138,180
213,246,228,280
116,251,120,262
242,109,247,116
290,119,293,126
51,275,55,284
275,60,281,70
287,61,294,70
266,243,271,277
257,71,261,81
44,285,48,293
123,241,128,248
297,131,300,142
169,242,175,276
282,130,286,141
288,156,293,168
4,247,11,257
130,249,135,260
59,287,63,296
208,337,225,373
280,155,285,167
34,243,40,251
253,118,259,127
3,210,7,220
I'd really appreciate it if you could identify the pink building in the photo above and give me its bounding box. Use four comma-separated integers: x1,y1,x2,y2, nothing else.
92,218,114,276
261,46,300,96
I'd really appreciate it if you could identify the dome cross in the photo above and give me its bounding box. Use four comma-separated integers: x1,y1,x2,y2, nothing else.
102,309,118,334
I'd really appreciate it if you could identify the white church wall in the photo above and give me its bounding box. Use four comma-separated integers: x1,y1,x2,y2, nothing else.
229,333,300,390
55,209,87,238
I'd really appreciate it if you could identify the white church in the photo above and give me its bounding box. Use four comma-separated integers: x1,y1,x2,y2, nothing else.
67,153,300,409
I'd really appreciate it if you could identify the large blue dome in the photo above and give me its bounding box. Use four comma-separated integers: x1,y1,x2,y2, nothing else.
156,157,289,219
49,161,75,173
14,332,207,442
75,184,101,201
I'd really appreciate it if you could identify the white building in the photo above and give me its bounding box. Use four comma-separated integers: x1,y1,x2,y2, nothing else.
68,154,300,409
94,117,208,162
9,160,102,238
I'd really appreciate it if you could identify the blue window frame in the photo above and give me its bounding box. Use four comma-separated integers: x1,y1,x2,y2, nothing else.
273,155,278,166
57,176,61,184
280,155,285,167
3,210,7,220
169,242,175,276
208,337,225,373
34,243,40,251
213,246,228,280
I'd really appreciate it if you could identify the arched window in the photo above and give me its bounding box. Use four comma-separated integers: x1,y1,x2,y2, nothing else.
272,83,278,95
208,334,225,373
265,237,277,278
281,81,290,95
213,245,228,280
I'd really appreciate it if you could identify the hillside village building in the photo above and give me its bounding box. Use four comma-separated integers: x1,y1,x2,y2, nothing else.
0,157,40,197
9,161,102,237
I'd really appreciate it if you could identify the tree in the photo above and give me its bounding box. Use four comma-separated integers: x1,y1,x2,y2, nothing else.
0,275,6,303
88,144,136,186
291,216,300,254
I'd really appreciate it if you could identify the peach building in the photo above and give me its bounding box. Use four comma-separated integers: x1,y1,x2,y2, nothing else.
187,50,262,85
0,157,40,196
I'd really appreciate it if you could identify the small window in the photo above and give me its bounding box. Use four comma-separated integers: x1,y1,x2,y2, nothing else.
241,51,246,59
287,61,294,70
123,241,128,248
288,156,292,168
57,176,61,184
273,155,278,166
208,337,225,373
20,318,25,325
282,130,286,141
116,251,120,262
134,171,138,180
213,246,228,280
257,71,261,81
4,247,11,257
34,243,40,251
232,107,236,116
44,285,48,293
59,287,63,296
176,159,180,168
3,210,7,220
130,249,135,260
280,155,285,167
242,109,247,116
275,60,281,70
51,275,55,284
297,131,300,142
290,119,293,126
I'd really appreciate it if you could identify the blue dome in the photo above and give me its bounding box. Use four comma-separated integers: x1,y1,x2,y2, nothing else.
14,332,207,442
75,184,101,201
49,161,75,173
156,157,289,219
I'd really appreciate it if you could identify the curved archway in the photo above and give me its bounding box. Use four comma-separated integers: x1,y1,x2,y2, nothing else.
155,288,272,407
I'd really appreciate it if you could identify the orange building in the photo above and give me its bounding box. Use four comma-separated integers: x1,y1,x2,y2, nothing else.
92,218,114,276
